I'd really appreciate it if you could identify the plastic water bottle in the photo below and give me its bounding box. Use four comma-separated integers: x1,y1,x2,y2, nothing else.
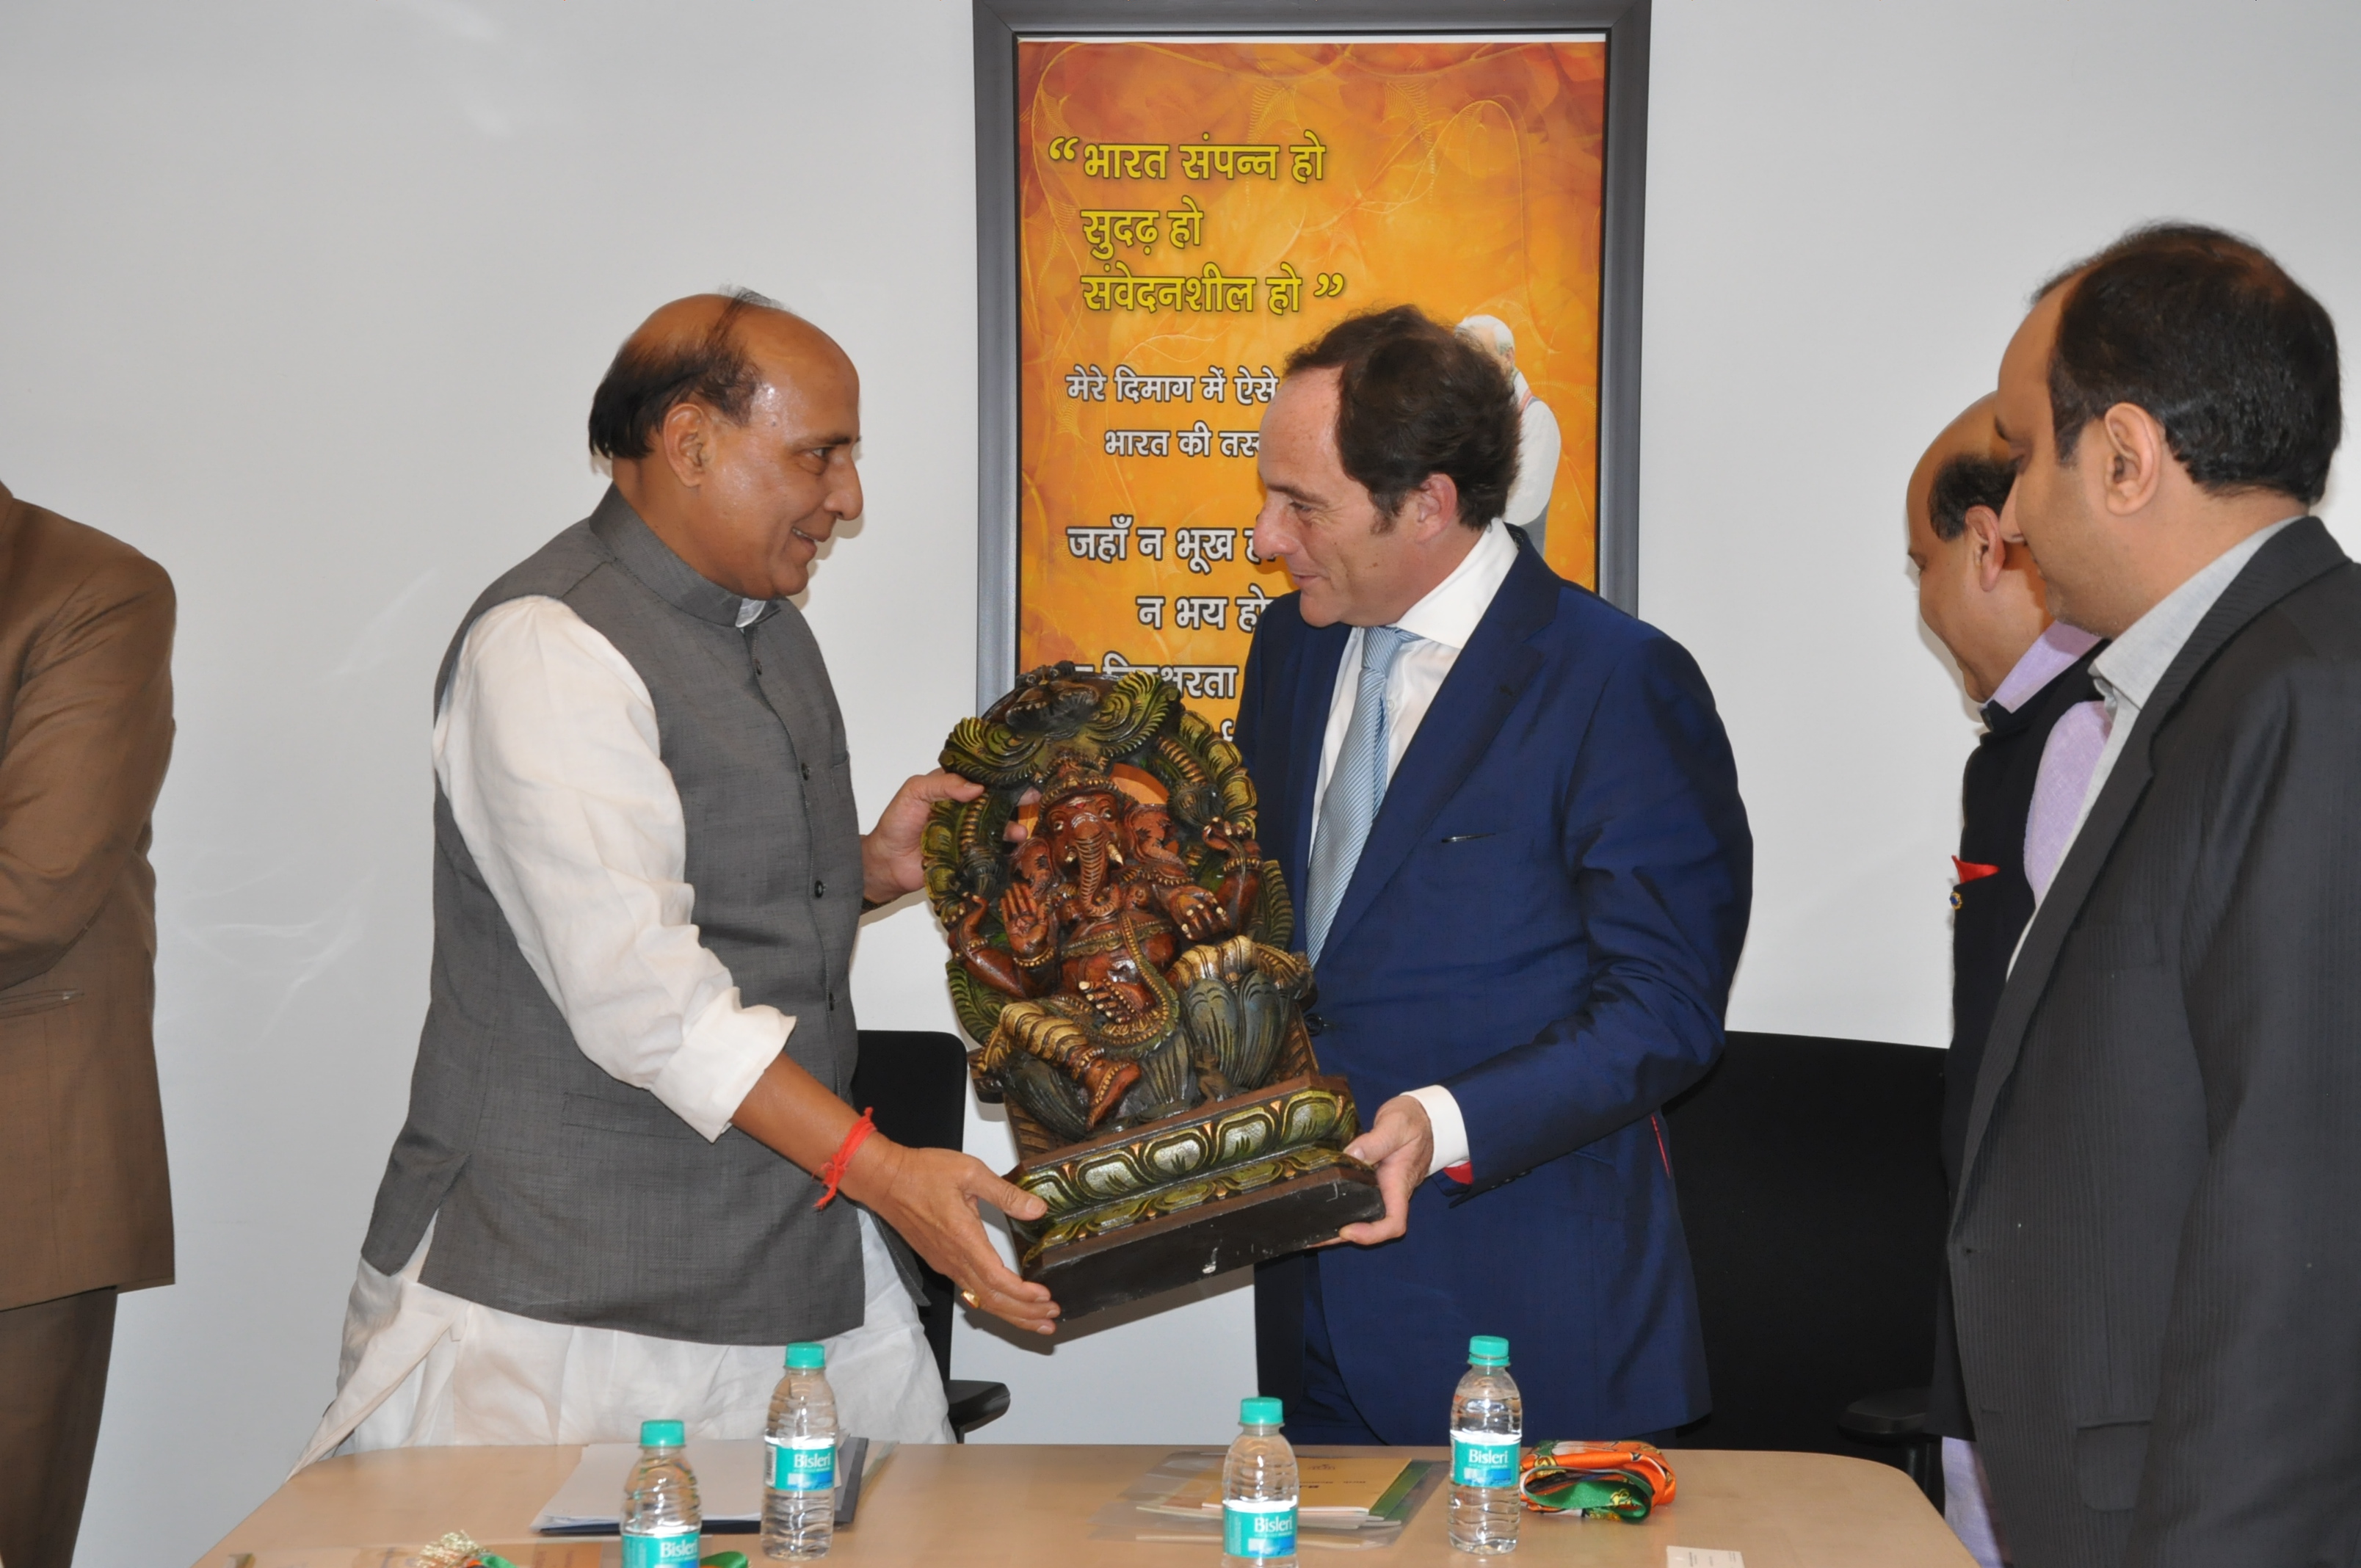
1448,1335,1523,1554
762,1340,838,1559
1222,1395,1299,1568
620,1419,703,1568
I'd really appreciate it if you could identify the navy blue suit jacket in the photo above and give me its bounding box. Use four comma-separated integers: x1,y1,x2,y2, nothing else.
1238,539,1752,1443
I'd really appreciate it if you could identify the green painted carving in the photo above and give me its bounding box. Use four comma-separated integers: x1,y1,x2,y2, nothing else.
922,664,1372,1273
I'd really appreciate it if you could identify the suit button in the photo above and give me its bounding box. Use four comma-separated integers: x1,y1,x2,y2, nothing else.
813,880,826,898
1302,1011,1328,1036
801,763,812,781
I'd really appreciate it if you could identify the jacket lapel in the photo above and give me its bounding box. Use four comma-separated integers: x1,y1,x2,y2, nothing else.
1316,546,1557,964
1956,518,2349,1208
1280,620,1349,902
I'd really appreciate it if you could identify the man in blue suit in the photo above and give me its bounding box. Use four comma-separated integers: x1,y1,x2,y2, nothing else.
1236,306,1752,1445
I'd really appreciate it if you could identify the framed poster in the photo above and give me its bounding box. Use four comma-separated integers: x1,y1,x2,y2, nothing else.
974,1,1650,732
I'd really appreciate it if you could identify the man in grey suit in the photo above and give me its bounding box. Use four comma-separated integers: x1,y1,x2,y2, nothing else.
308,292,1053,1459
1958,223,2360,1565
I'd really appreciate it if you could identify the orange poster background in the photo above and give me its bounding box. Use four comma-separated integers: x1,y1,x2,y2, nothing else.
1017,38,1607,738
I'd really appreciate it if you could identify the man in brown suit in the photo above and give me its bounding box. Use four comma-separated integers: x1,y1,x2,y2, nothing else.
0,481,175,1568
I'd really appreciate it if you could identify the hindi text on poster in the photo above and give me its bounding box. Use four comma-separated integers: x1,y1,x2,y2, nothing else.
1018,40,1608,736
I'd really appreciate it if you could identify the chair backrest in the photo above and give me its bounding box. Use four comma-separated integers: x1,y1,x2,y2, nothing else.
1662,1031,1947,1457
849,1028,973,1383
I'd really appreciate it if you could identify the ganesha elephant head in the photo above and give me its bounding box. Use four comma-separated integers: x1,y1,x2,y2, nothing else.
1037,761,1130,910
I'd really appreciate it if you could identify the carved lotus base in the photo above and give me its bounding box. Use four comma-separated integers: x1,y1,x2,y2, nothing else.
1004,1072,1385,1320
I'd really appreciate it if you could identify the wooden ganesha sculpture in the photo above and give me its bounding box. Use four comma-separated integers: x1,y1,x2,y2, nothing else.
921,664,1309,1151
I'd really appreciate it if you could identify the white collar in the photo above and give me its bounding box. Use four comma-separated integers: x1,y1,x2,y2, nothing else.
1390,520,1519,652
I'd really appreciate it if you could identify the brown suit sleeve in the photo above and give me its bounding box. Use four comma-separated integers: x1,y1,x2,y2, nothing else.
0,551,175,989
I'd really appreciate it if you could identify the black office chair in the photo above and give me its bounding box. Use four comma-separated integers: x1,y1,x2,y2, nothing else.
849,1028,1012,1439
1662,1031,1948,1505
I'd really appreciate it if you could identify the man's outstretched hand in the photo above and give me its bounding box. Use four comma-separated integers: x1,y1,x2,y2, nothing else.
843,1137,1059,1336
730,1050,1056,1335
863,769,984,906
1335,1094,1434,1246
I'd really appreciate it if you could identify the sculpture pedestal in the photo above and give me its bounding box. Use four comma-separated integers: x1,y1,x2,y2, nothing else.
1021,1160,1382,1320
1003,1073,1386,1321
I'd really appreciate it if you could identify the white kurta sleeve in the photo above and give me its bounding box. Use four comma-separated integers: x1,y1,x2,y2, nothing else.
433,595,791,1141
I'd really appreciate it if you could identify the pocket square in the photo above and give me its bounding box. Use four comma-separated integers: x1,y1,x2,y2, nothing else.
1951,857,2001,883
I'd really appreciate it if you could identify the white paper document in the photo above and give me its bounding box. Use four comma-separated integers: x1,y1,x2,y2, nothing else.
1667,1550,1745,1568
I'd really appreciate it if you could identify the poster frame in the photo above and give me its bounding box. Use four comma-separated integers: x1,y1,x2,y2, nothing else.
972,0,1652,709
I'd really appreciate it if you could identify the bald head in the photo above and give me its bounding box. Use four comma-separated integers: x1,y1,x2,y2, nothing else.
1905,394,2050,703
1455,313,1515,374
595,291,864,600
590,291,855,462
1907,394,2013,543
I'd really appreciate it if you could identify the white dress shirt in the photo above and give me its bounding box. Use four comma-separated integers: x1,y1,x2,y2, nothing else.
2005,516,2302,985
302,595,949,1467
1310,519,1520,1177
2060,518,2302,864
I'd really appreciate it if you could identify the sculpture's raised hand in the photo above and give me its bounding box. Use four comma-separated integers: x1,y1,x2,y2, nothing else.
954,894,1037,1001
1001,881,1053,961
1164,882,1227,941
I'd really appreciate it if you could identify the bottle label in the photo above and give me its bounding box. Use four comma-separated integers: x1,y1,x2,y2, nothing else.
1222,1497,1298,1558
620,1527,700,1567
1451,1429,1523,1488
769,1434,837,1492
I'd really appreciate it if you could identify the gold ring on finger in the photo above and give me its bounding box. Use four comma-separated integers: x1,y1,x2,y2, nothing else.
960,1287,982,1309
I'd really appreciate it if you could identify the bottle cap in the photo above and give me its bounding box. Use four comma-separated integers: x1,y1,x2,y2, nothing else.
639,1418,686,1447
1241,1396,1284,1426
1468,1335,1510,1365
786,1342,827,1370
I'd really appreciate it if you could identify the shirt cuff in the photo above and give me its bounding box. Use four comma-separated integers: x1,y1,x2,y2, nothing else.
1404,1084,1470,1180
649,990,795,1142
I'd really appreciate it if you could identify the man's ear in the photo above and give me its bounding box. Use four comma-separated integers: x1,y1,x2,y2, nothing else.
1964,504,2010,592
1406,471,1462,542
2095,402,2166,516
659,401,711,490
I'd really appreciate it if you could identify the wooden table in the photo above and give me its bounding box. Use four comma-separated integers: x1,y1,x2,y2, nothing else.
202,1444,1974,1567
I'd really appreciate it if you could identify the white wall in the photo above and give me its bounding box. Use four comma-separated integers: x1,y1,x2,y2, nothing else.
1,2,2354,1561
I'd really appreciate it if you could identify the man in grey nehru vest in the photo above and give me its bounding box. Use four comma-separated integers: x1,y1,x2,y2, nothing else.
303,291,1054,1461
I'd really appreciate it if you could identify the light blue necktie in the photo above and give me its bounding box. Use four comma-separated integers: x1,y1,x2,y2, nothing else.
1304,625,1415,963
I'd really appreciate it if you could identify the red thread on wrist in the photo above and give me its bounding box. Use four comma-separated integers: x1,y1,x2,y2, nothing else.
813,1108,877,1209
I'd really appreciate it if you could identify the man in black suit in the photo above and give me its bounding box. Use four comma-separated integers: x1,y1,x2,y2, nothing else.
1906,395,2103,1566
1956,223,2360,1566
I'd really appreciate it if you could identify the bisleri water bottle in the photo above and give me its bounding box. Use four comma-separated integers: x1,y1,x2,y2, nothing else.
1448,1335,1523,1554
621,1418,702,1568
1222,1395,1299,1567
762,1340,838,1559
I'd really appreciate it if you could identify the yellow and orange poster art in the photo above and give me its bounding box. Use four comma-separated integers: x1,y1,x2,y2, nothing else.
1016,37,1607,738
